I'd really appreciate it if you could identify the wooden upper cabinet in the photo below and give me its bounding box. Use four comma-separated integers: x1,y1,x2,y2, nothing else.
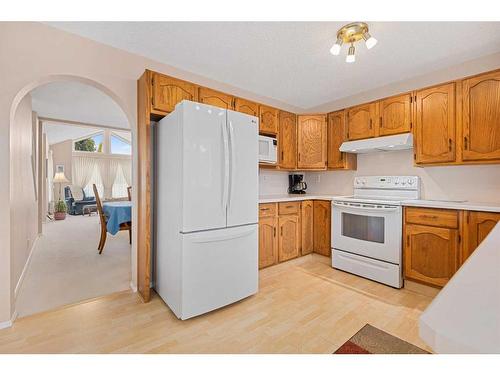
414,83,456,164
259,105,279,135
462,70,500,162
278,215,300,262
327,110,356,170
346,103,377,140
234,98,259,117
259,215,278,269
297,115,327,169
313,200,331,257
151,73,198,113
462,211,500,264
404,223,459,287
378,93,412,136
198,87,234,110
278,111,297,169
301,200,314,255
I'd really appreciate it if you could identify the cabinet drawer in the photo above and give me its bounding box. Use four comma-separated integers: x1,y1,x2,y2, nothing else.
259,203,277,217
278,201,300,215
405,207,459,229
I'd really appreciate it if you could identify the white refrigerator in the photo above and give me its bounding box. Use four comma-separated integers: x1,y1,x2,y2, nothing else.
156,100,259,320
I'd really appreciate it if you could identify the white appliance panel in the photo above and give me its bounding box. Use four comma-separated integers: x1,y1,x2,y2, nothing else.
181,101,228,233
180,225,258,320
258,135,277,164
227,110,259,227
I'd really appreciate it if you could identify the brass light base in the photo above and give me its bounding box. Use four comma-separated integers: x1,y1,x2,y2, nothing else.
337,22,369,43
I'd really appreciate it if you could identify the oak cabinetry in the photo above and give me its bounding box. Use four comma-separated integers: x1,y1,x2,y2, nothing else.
278,201,300,216
259,105,279,135
346,102,378,140
414,83,456,164
259,216,278,269
151,72,198,114
462,70,500,162
278,215,300,262
462,211,500,263
313,200,331,257
198,87,235,110
378,93,412,136
404,222,459,288
405,206,459,229
297,115,327,169
278,111,297,169
234,98,259,117
301,200,314,255
327,110,356,170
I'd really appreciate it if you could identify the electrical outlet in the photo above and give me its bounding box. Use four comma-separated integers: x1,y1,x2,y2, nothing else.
316,175,321,183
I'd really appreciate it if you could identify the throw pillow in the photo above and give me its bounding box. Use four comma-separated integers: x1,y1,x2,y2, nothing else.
69,185,84,201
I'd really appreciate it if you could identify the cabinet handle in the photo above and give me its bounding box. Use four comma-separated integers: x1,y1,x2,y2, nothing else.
298,152,301,161
379,117,382,128
274,227,276,237
281,151,284,160
407,234,410,246
260,208,269,211
419,214,439,219
464,136,468,150
369,119,373,129
448,138,452,152
280,227,283,236
286,205,294,209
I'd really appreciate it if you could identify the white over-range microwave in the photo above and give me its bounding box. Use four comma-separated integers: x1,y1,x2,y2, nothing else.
258,135,277,164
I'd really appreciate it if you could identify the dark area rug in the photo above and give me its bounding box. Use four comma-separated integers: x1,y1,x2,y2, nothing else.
334,324,430,354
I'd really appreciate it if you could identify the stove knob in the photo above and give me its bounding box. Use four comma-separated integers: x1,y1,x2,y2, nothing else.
394,178,400,185
407,178,414,185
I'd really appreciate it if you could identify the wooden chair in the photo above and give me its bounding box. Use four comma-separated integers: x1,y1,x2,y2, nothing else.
127,186,132,201
93,184,131,254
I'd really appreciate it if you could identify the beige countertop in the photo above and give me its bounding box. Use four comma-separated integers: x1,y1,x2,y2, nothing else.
259,195,500,212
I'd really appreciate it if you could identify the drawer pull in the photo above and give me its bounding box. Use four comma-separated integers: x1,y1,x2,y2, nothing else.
286,205,294,209
260,208,270,211
419,214,438,219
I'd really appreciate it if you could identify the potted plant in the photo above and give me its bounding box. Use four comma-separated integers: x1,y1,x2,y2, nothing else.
54,199,67,220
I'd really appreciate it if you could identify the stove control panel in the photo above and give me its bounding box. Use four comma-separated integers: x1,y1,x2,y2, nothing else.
354,176,419,190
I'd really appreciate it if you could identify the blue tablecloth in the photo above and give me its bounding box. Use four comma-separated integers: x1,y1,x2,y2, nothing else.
102,201,132,235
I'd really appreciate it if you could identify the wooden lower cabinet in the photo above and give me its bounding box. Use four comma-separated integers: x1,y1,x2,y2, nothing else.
462,211,500,263
313,200,331,257
301,200,314,255
278,215,300,262
258,215,278,269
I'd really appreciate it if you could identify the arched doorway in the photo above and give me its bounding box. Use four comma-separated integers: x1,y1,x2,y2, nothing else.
9,75,136,318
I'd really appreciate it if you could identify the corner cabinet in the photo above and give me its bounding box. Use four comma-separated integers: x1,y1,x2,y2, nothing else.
278,111,297,169
258,203,278,269
327,110,356,170
414,83,456,164
278,215,300,262
462,211,500,263
297,115,327,169
259,105,279,135
313,200,331,257
462,70,500,162
198,87,234,110
151,72,198,114
346,103,378,140
301,200,314,255
378,93,412,136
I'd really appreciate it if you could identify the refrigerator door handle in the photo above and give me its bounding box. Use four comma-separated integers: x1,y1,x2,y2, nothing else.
221,120,230,212
228,120,236,211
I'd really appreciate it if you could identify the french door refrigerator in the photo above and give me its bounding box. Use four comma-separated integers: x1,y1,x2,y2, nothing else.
156,100,259,320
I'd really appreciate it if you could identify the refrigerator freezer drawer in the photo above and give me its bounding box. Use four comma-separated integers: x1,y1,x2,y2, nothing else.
179,224,258,320
332,249,402,288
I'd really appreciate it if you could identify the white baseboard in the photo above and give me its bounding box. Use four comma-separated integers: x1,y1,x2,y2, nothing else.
129,281,137,292
0,310,17,330
14,234,40,300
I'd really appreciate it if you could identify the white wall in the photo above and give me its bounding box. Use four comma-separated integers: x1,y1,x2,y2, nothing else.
9,94,38,305
259,169,289,195
305,150,500,203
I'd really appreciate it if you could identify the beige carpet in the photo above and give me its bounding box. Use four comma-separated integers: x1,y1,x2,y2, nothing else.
15,214,131,318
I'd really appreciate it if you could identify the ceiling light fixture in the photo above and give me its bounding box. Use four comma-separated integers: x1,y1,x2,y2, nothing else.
330,22,377,62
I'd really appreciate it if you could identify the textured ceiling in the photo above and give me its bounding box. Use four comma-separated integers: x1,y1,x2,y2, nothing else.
47,22,500,110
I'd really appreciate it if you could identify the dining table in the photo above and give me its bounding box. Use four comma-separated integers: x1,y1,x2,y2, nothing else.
102,201,132,235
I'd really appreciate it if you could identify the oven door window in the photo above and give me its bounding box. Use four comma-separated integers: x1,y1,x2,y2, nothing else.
341,212,385,244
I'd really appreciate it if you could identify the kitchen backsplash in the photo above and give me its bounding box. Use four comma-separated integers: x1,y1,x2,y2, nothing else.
259,169,290,196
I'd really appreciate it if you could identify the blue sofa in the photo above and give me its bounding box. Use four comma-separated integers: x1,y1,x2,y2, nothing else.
64,186,96,215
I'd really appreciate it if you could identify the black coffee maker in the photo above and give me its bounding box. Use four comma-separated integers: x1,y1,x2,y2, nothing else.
288,174,307,194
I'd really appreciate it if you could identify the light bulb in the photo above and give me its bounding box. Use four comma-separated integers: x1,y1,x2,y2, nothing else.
330,37,342,55
363,32,377,49
346,44,355,63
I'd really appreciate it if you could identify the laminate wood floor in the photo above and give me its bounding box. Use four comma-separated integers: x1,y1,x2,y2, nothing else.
0,254,435,353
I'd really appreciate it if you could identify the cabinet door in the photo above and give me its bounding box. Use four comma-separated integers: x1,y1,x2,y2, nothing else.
297,115,327,169
313,200,331,257
198,87,234,110
278,111,297,169
379,93,411,136
301,200,314,255
234,98,259,117
414,83,456,164
462,71,500,161
278,215,300,262
462,211,500,264
346,103,377,140
327,110,356,170
404,224,459,287
259,105,279,135
152,73,198,113
259,216,278,269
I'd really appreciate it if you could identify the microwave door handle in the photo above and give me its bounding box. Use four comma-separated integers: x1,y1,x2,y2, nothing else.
228,120,235,210
221,121,229,212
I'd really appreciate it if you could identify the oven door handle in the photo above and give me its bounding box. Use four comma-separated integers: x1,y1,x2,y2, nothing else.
333,202,400,213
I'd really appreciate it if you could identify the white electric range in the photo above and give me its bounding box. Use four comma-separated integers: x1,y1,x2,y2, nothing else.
331,176,420,288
